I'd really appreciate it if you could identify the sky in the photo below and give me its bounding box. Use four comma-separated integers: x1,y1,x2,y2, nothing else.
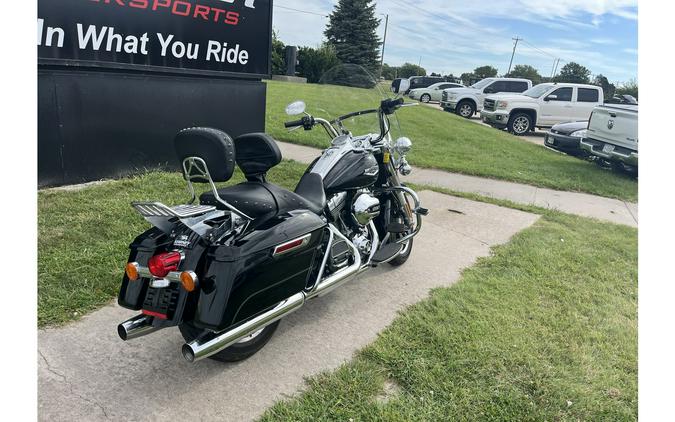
271,0,638,83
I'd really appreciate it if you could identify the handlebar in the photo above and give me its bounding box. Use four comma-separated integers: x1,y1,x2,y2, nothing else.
380,97,405,115
284,119,304,128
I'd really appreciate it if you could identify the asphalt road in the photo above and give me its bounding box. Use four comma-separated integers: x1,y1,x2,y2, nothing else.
38,190,539,422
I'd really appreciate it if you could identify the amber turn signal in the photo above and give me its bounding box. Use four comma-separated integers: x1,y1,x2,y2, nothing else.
125,262,140,281
180,271,198,292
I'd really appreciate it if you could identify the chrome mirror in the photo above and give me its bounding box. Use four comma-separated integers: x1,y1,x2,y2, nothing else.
285,101,306,116
394,137,412,155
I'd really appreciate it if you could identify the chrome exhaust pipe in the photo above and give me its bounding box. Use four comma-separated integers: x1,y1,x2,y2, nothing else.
182,225,364,363
182,292,306,362
306,227,362,299
117,314,160,341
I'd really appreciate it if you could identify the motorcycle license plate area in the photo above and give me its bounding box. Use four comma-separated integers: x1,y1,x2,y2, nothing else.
142,285,181,320
602,144,615,154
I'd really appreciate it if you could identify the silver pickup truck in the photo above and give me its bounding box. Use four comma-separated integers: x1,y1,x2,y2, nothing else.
580,104,638,171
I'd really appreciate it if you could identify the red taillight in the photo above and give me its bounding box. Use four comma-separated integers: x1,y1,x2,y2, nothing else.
147,252,182,278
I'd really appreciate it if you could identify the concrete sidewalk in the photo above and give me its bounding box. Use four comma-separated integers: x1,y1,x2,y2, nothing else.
278,141,638,227
38,191,539,422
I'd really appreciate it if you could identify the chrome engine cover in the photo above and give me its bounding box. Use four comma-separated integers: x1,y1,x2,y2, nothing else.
352,193,381,226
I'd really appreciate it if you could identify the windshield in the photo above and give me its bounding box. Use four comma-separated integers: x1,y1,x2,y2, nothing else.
278,64,403,142
470,79,494,89
426,82,444,90
523,84,554,98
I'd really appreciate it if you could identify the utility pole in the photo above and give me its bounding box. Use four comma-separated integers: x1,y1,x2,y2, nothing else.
418,56,422,68
379,14,389,77
507,37,522,74
551,58,561,78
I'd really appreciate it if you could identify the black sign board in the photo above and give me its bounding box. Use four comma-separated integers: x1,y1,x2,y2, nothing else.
38,0,272,78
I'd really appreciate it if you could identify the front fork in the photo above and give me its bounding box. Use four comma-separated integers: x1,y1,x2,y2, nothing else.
381,158,428,245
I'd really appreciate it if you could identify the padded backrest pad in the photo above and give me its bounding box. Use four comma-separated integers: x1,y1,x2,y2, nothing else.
234,133,282,176
174,127,236,183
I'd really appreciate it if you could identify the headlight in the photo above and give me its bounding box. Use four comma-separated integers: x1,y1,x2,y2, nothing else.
448,94,457,100
571,129,587,138
496,100,508,109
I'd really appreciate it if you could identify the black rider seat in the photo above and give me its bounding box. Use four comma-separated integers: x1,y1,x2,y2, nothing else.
199,133,327,218
200,174,326,218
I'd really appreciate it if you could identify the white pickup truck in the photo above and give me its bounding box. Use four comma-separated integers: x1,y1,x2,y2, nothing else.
480,83,603,135
440,78,532,118
580,104,638,171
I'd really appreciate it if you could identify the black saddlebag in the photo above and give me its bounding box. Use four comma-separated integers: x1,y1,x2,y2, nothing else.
193,211,327,331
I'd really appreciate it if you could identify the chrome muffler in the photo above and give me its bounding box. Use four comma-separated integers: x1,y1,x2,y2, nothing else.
117,314,161,341
182,292,305,363
183,225,363,363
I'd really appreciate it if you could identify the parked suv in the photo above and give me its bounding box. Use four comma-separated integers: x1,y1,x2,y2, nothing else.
440,78,532,118
480,83,603,135
407,75,446,93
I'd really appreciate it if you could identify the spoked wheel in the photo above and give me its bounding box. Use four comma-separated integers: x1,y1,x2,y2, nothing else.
420,93,431,103
508,113,532,135
179,320,280,362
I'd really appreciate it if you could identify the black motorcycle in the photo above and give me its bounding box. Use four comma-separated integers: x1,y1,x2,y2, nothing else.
117,66,427,363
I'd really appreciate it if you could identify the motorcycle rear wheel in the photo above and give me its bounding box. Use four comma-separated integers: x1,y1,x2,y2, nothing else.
179,320,280,362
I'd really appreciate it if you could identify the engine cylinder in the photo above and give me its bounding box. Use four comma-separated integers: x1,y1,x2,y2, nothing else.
352,193,380,226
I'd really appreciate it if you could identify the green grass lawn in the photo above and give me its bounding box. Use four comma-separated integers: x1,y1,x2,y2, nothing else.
265,80,638,202
261,212,637,421
37,161,308,327
39,164,637,419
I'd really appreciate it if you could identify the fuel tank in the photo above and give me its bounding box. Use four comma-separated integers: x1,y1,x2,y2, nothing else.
321,150,379,193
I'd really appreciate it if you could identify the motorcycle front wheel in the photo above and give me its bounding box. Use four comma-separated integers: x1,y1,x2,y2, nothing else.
388,238,413,266
179,320,280,362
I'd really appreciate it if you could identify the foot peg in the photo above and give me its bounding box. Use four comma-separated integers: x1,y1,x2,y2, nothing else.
415,207,429,216
372,243,404,263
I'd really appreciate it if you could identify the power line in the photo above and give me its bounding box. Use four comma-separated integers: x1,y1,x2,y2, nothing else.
520,39,560,60
273,4,328,18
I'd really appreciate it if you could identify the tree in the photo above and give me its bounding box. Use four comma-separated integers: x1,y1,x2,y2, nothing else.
380,63,397,80
506,64,542,85
444,73,459,83
430,72,441,77
398,63,426,78
616,78,638,99
297,44,341,83
271,30,286,75
325,0,381,74
473,65,498,79
592,74,616,100
460,72,475,86
554,62,591,84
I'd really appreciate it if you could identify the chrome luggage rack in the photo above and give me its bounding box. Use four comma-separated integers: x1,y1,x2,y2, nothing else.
128,155,252,237
132,202,216,219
